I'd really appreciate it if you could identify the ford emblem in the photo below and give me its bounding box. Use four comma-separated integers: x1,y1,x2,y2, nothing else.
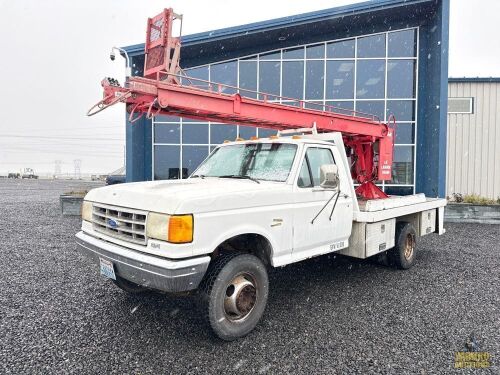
108,218,118,228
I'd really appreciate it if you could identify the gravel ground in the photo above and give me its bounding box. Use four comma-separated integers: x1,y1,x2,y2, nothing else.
1,179,498,374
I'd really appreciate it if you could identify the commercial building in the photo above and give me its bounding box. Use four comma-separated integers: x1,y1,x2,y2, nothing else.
447,78,500,199
123,0,450,197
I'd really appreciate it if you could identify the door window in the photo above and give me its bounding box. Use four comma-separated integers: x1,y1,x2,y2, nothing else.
297,158,313,188
297,147,335,187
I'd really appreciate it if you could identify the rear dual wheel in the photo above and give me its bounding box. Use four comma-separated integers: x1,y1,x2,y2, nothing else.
388,222,417,269
200,253,269,341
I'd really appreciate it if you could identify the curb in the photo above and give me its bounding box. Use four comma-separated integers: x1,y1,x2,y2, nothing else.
445,203,500,225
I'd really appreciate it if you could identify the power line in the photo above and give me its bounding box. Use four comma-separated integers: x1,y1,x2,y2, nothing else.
0,142,126,149
0,146,123,157
0,134,125,141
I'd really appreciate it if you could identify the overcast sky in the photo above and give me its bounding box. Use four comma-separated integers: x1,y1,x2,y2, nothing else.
0,0,498,175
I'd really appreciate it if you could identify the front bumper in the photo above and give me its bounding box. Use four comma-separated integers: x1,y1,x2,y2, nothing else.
75,231,210,292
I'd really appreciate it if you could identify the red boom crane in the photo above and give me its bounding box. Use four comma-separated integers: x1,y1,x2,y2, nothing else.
88,8,396,200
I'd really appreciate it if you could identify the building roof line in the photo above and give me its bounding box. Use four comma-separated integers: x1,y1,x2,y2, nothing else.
449,77,500,83
123,0,433,55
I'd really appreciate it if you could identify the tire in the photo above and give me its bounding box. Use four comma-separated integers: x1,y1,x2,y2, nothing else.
199,252,269,341
388,222,417,270
112,275,149,294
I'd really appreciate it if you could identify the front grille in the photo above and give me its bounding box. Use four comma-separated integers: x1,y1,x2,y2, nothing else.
92,203,147,245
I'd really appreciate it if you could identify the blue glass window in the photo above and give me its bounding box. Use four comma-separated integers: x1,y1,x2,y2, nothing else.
394,123,415,144
238,126,257,139
390,146,414,185
260,51,281,60
155,124,180,143
282,61,304,99
183,66,209,89
357,34,386,58
258,128,277,138
210,61,237,94
239,61,257,98
387,60,416,98
304,101,324,111
356,60,385,99
356,101,385,121
326,39,355,58
283,47,304,59
154,145,180,180
306,44,325,59
259,61,280,100
388,29,417,57
210,124,237,144
305,60,324,100
326,101,354,116
182,123,209,144
182,145,209,178
386,100,415,122
326,61,355,99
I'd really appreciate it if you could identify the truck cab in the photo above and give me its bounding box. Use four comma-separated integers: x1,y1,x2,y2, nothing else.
76,132,446,340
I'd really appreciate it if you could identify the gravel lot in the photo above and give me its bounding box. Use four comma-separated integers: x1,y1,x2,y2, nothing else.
1,179,498,374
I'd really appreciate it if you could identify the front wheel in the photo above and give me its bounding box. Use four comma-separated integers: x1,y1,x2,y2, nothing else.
199,253,269,341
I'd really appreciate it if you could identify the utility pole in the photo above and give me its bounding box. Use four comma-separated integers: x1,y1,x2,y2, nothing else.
73,159,82,179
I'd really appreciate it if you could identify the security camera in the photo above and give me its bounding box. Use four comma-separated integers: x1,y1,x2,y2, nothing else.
110,50,116,61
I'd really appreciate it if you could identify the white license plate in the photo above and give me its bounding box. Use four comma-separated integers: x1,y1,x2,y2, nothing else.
99,258,116,280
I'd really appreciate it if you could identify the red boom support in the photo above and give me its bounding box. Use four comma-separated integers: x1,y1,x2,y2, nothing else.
88,8,396,200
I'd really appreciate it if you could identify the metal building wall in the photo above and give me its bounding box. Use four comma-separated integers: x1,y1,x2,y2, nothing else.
447,81,500,199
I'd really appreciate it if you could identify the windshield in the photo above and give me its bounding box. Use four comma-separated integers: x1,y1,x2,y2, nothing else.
192,143,298,182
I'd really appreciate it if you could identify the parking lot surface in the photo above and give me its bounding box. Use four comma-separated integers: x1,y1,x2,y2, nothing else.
1,179,498,374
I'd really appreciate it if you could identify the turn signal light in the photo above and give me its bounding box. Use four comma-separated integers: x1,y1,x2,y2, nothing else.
168,215,194,243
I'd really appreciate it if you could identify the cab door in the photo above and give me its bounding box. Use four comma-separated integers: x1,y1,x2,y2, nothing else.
292,145,353,261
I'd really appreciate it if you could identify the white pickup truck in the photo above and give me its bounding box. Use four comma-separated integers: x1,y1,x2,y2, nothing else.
76,132,446,340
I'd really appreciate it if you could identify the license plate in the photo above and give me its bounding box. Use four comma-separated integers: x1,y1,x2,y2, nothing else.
99,258,116,280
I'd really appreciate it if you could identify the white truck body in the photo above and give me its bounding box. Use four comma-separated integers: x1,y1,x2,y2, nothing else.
76,132,446,294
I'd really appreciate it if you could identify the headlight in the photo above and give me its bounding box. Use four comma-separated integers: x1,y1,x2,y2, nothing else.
146,212,170,241
146,213,193,244
81,201,93,222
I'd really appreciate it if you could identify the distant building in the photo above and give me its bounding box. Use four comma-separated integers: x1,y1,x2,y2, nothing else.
123,0,450,197
447,78,500,199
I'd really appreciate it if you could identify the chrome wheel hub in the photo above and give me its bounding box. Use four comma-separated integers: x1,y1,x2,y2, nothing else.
404,233,415,260
224,274,257,321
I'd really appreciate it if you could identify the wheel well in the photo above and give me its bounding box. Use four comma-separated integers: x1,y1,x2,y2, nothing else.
213,233,273,266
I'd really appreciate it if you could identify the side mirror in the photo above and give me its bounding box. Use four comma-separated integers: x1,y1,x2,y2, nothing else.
320,164,339,189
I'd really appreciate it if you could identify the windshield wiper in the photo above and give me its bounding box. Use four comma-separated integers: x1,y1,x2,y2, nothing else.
190,174,205,179
219,175,260,184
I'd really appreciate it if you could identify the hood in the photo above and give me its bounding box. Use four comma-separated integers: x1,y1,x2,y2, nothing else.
85,178,294,214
